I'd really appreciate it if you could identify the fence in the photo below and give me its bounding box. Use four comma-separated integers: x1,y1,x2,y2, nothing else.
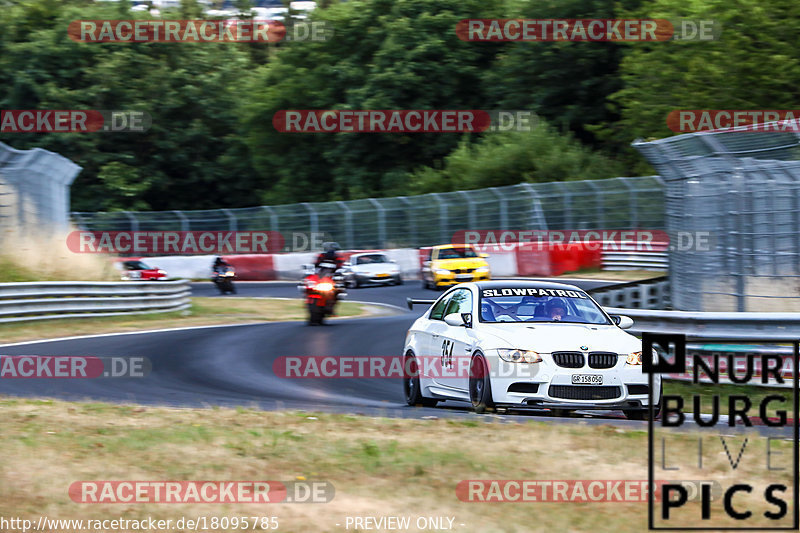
71,176,666,250
635,127,800,312
0,142,81,237
0,279,191,323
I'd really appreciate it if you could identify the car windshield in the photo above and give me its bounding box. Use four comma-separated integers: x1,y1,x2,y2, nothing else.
124,261,151,270
479,288,610,325
356,254,388,265
438,247,478,259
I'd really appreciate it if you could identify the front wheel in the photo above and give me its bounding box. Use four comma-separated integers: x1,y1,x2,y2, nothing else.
469,354,494,413
307,304,324,326
404,354,438,407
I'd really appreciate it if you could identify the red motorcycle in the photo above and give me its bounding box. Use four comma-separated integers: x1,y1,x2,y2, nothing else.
300,262,345,325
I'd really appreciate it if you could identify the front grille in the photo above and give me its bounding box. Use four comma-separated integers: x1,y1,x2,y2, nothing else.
552,352,584,368
627,384,649,395
549,385,621,400
453,268,475,274
507,383,540,394
588,352,618,369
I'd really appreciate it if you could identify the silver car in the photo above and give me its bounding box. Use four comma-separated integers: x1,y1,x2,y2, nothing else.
342,253,402,288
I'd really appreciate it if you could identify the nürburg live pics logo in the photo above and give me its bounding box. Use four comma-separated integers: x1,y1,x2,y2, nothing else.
644,333,799,529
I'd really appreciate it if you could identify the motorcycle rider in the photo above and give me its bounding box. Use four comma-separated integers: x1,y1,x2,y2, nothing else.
212,256,230,274
315,242,344,270
309,242,344,318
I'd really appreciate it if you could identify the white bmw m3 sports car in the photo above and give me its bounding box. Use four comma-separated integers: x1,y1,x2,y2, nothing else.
403,281,661,419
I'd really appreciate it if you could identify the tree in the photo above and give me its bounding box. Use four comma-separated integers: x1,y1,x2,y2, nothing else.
405,119,624,194
239,0,507,203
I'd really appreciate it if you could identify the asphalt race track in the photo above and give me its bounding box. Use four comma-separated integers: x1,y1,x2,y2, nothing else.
189,277,621,307
0,278,787,432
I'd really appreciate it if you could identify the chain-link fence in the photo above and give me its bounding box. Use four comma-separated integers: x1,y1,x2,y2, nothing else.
635,129,800,312
0,141,81,237
71,176,666,249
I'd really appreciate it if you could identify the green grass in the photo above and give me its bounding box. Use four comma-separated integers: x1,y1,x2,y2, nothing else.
0,399,793,532
0,297,375,344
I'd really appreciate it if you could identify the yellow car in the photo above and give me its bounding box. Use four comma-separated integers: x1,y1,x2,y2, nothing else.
421,244,491,290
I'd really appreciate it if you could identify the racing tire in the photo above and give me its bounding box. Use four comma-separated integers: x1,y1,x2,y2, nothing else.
307,305,324,326
403,354,438,407
469,354,494,414
624,388,662,420
394,276,403,286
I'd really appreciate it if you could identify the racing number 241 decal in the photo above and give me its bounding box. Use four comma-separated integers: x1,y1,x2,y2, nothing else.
441,339,454,369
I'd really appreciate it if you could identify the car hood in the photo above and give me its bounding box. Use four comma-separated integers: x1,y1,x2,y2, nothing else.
433,258,488,269
352,263,396,274
476,323,640,354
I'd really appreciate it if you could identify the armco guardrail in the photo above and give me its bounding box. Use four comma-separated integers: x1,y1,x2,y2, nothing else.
606,306,800,340
0,280,191,323
600,241,669,272
590,277,670,310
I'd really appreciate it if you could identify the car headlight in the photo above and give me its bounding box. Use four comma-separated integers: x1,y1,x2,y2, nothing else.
626,351,642,365
497,349,542,363
435,269,451,276
475,266,490,273
158,270,167,275
627,349,658,366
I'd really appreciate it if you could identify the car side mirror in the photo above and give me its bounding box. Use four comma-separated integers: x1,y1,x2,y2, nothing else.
479,253,489,258
390,259,397,263
611,315,634,329
444,313,472,328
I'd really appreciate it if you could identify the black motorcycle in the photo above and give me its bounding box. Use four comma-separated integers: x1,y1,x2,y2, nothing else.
212,265,237,295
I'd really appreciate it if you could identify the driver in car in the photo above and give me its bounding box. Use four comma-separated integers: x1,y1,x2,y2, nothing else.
545,298,568,321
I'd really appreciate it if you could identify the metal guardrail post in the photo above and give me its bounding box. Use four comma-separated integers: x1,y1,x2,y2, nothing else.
583,181,604,229
397,196,417,248
337,201,354,250
221,208,237,232
300,202,318,236
261,206,278,234
173,210,189,231
368,198,386,248
458,190,476,230
617,177,637,228
488,187,507,229
519,182,548,230
431,193,448,244
122,211,139,232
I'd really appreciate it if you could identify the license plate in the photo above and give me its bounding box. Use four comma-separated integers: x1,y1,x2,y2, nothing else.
456,274,472,280
572,374,603,385
376,273,389,278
